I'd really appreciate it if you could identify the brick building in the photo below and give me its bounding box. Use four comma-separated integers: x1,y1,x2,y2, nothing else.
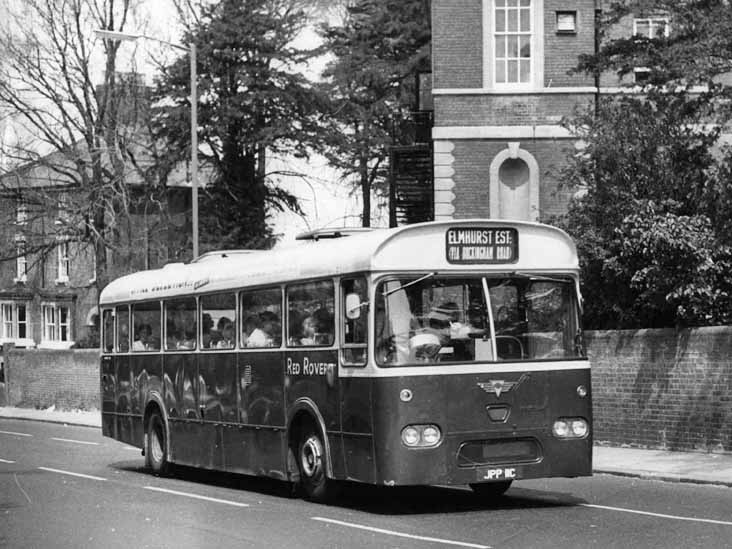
0,76,197,350
430,0,672,221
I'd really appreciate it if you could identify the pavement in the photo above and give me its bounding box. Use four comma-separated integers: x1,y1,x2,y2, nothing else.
2,406,731,488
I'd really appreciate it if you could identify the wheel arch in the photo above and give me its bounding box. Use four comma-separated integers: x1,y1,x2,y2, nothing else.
287,397,334,478
142,392,169,458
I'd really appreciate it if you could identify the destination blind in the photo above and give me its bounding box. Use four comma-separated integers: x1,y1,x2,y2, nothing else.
445,227,519,264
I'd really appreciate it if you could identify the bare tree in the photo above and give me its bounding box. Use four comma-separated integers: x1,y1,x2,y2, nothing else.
0,0,175,290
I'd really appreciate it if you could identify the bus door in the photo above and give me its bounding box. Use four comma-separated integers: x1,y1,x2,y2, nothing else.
339,277,373,482
113,305,134,445
101,309,116,438
285,281,341,468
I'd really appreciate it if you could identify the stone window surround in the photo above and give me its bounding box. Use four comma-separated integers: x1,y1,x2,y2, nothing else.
483,0,545,91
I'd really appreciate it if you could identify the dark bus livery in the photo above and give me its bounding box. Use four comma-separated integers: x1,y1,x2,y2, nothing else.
99,220,592,501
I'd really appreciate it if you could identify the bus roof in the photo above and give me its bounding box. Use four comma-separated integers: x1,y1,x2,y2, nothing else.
99,219,579,305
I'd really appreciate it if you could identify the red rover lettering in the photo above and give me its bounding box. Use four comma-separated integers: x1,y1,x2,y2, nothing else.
286,357,335,376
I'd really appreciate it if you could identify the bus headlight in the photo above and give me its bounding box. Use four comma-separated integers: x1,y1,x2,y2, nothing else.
553,418,589,439
401,424,442,447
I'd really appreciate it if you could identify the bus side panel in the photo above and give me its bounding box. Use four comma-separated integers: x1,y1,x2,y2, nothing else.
114,354,136,446
129,355,161,448
101,355,116,438
233,352,287,478
164,353,201,466
339,376,375,483
285,350,341,475
198,352,237,470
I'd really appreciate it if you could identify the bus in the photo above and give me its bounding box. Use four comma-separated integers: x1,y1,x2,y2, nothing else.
99,219,591,501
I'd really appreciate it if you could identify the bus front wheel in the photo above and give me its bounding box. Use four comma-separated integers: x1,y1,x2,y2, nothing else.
469,480,512,497
297,428,334,502
145,411,170,476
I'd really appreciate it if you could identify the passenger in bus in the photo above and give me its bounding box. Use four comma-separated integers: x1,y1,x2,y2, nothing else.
201,313,215,348
133,323,153,351
216,318,235,349
313,308,333,345
242,315,260,347
299,315,318,345
264,311,281,346
177,330,196,350
246,311,278,347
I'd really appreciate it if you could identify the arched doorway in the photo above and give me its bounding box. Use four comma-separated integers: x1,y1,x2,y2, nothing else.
497,158,530,220
489,144,539,221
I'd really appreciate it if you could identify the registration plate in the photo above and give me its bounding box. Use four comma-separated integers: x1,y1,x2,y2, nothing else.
477,466,521,481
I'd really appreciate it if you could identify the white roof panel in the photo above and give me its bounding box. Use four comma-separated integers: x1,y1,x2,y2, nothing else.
99,220,578,305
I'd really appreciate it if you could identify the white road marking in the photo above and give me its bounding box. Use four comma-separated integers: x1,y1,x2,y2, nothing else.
312,517,492,548
144,486,250,507
123,446,140,451
0,458,16,463
581,503,732,526
38,467,107,481
0,430,32,437
50,437,100,446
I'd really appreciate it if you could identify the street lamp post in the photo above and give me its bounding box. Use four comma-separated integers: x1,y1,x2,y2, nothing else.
94,29,199,259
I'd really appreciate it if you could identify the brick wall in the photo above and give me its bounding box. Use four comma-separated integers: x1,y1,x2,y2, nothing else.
432,0,483,89
448,138,579,219
544,0,597,87
435,93,595,127
587,327,732,453
4,348,100,410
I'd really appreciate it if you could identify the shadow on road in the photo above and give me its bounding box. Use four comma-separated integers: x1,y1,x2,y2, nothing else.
109,460,586,515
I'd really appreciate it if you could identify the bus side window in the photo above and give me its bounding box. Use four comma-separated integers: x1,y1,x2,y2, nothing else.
287,280,334,347
165,298,197,351
102,309,114,352
132,301,161,352
201,293,236,349
115,305,130,353
240,288,282,348
341,278,367,365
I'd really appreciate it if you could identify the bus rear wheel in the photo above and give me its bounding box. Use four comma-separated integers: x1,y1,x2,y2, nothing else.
145,411,170,476
297,428,335,502
469,480,512,497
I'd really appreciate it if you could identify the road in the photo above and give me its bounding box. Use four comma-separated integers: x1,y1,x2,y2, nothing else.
1,418,731,549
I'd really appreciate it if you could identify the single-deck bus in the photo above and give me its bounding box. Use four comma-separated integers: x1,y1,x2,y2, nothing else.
99,220,591,500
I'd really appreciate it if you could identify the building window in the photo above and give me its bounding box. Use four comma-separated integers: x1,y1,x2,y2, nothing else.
634,18,669,39
633,17,669,84
42,304,71,342
15,201,28,225
15,239,27,282
57,240,70,282
56,192,70,225
556,11,577,34
494,0,533,86
1,303,28,340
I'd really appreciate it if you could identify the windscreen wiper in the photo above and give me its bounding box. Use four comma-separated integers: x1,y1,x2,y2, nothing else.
511,271,573,283
382,272,438,298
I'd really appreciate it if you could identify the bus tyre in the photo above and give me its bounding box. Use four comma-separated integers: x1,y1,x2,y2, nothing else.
145,411,170,476
470,480,512,497
297,428,334,502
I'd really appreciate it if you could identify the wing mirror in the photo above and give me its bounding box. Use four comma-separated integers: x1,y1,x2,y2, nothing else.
345,293,364,320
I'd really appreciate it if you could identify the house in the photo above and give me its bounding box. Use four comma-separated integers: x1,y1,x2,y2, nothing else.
0,74,198,349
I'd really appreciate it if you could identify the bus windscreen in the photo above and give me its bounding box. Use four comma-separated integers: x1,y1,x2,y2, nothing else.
375,276,583,366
